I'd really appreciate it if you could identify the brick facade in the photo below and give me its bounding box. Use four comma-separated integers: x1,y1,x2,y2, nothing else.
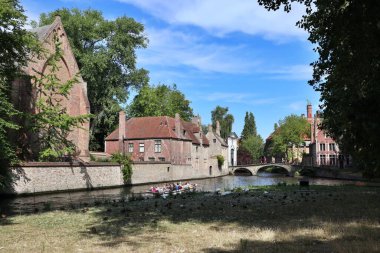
11,16,90,160
105,113,229,175
307,105,351,168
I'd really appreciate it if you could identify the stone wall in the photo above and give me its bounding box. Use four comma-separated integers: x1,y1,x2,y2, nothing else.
131,161,228,185
5,162,123,195
3,161,229,195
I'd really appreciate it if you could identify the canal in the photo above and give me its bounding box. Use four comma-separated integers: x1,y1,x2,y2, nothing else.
0,172,363,215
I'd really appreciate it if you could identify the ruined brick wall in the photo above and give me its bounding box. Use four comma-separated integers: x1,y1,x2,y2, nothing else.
11,17,90,160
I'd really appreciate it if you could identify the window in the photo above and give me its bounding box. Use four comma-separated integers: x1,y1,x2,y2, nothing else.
154,140,162,153
183,130,186,136
128,143,133,153
139,143,144,153
329,143,336,151
139,157,144,161
329,154,336,165
159,157,165,162
319,143,326,151
320,154,326,165
196,146,198,152
148,157,155,162
213,139,216,143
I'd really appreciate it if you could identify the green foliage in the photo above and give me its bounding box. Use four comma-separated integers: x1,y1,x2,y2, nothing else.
39,8,149,151
211,106,234,139
216,155,225,168
0,0,40,188
32,42,90,161
111,153,132,182
267,115,310,160
258,0,380,177
240,135,264,161
241,112,257,140
129,84,194,120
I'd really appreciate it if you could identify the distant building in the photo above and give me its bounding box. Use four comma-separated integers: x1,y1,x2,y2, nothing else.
227,132,239,166
105,112,228,174
307,104,351,168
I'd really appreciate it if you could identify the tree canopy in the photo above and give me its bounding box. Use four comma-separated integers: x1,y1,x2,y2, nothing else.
128,84,194,121
266,114,310,161
238,111,263,163
38,9,149,151
258,0,380,177
211,106,234,139
241,112,257,140
0,0,39,188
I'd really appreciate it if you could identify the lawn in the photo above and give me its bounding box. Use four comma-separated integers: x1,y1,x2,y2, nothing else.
1,185,380,253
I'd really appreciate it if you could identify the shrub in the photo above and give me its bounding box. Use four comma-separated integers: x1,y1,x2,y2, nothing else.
111,153,132,182
217,155,225,169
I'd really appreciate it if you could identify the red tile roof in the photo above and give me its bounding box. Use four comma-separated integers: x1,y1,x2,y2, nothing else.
105,116,209,146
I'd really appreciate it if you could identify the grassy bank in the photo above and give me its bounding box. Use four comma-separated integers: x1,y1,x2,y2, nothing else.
1,185,380,252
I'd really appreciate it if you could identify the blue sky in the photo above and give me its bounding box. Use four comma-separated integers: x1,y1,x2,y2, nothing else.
21,0,320,139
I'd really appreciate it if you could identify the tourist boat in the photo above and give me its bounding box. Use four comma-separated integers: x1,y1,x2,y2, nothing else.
147,183,197,196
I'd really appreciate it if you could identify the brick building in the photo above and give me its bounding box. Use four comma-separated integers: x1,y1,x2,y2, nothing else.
105,112,229,174
11,16,90,160
307,104,351,168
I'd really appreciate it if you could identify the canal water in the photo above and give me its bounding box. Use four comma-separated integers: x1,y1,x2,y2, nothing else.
0,173,362,215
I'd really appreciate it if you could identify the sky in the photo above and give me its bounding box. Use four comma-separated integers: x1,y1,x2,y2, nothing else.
21,0,320,139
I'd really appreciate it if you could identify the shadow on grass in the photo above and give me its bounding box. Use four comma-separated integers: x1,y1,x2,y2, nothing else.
71,186,380,248
203,222,380,252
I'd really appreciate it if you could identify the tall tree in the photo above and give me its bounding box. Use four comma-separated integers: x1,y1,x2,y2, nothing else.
211,106,234,139
0,0,39,188
129,84,193,121
241,112,257,140
258,0,380,177
240,135,264,162
39,9,149,151
269,115,310,162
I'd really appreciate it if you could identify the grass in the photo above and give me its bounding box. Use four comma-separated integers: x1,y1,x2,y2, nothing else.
1,185,380,252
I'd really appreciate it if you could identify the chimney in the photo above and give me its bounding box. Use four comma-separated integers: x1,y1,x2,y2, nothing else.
208,124,213,134
119,111,125,152
192,115,199,126
175,113,181,138
307,104,312,119
216,120,221,136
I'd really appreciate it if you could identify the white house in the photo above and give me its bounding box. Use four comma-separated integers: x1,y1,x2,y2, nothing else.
227,132,239,166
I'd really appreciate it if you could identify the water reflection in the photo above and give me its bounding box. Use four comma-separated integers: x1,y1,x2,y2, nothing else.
0,174,361,215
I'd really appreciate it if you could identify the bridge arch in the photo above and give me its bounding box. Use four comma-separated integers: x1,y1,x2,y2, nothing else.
231,163,292,176
256,165,290,174
233,167,253,176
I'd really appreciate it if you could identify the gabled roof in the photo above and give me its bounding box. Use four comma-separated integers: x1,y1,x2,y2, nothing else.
29,16,61,42
228,132,239,139
105,116,209,146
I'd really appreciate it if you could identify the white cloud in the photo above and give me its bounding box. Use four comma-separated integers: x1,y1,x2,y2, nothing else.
138,27,260,74
117,0,307,42
199,92,276,105
262,64,313,81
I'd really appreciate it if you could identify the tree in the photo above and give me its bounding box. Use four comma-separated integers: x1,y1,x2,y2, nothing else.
0,0,39,188
269,115,310,162
240,135,264,162
38,9,149,151
211,106,234,139
258,0,380,176
129,84,193,120
32,42,90,161
241,112,257,140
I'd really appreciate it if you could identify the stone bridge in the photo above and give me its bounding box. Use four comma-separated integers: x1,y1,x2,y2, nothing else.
230,163,294,176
